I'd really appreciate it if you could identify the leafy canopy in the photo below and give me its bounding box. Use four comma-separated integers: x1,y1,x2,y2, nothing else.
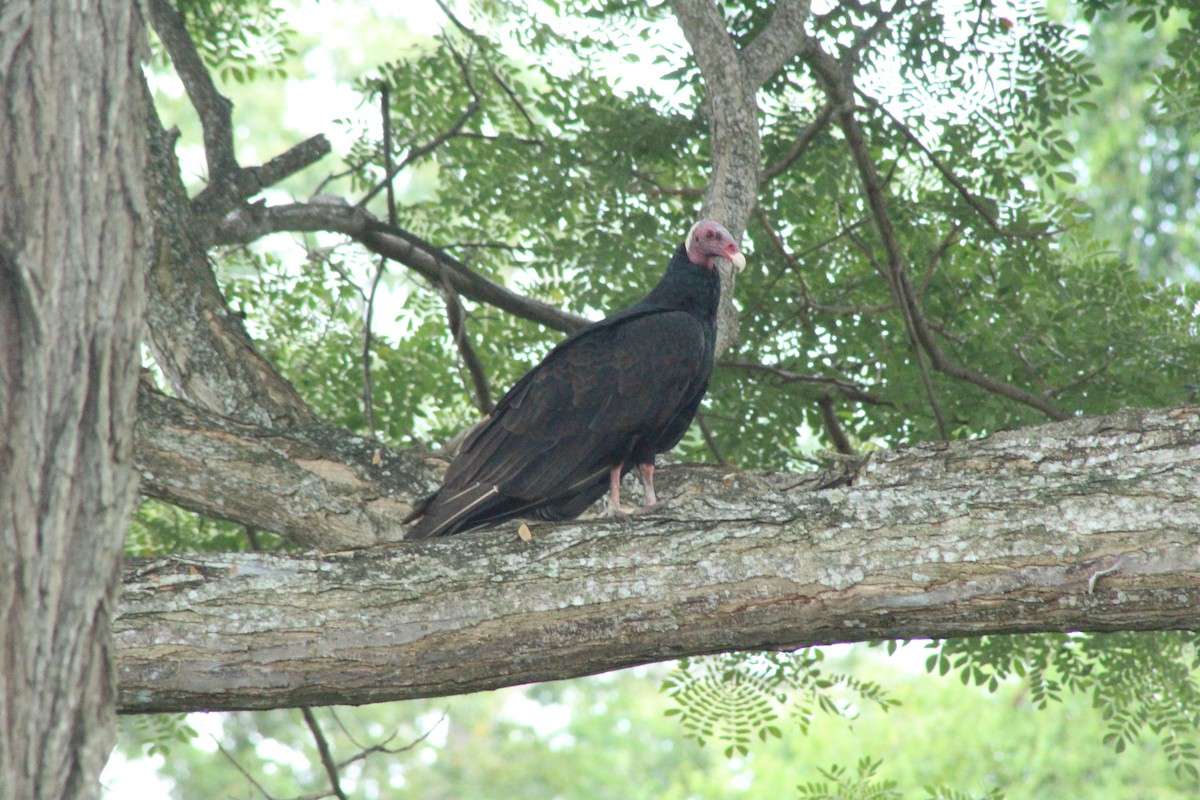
129,0,1200,795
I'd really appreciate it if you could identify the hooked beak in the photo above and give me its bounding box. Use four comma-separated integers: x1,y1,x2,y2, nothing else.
729,250,746,272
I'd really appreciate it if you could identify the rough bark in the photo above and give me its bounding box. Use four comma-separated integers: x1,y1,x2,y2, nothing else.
671,0,812,356
0,3,150,797
115,405,1200,713
135,384,442,548
143,98,319,428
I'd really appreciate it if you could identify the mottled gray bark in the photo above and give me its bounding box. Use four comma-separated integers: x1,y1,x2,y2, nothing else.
135,384,442,548
0,3,150,797
670,0,813,356
115,406,1200,713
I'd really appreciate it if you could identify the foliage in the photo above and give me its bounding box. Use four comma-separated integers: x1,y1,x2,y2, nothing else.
796,757,902,800
123,714,199,760
168,0,297,83
663,649,898,757
125,0,1200,796
925,633,1200,780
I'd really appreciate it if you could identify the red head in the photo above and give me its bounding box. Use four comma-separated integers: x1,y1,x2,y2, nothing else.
685,219,747,272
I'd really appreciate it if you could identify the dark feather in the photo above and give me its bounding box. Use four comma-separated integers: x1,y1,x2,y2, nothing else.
407,227,736,539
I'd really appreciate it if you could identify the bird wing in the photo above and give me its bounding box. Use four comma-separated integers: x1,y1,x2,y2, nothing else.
410,309,710,536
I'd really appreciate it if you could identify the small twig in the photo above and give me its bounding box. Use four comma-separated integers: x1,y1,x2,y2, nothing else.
359,81,401,435
336,711,449,770
1045,353,1119,399
762,102,835,183
433,0,541,136
631,167,705,198
918,224,960,300
695,411,727,466
362,258,387,434
722,360,887,406
358,38,480,209
859,88,1060,240
1088,558,1123,594
301,708,350,800
817,394,856,455
214,738,288,800
380,82,398,227
442,281,493,415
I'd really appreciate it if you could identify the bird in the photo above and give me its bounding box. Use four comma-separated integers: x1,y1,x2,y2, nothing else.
405,219,746,539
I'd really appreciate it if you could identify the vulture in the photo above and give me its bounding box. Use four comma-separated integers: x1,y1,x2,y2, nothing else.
406,219,746,539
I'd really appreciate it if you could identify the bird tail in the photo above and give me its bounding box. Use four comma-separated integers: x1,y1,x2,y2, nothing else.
405,483,502,539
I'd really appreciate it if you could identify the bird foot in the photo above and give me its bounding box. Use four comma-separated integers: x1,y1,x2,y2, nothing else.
605,499,664,518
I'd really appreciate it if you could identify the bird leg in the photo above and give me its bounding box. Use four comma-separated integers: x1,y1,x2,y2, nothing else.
608,465,631,515
606,463,661,517
638,462,657,506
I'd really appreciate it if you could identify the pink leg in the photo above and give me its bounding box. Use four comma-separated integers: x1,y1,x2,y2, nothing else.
609,464,625,513
638,462,657,506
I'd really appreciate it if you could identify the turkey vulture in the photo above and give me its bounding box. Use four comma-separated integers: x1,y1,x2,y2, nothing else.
406,219,745,539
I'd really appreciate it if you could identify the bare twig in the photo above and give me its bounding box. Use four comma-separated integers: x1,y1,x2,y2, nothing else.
803,40,1069,423
359,82,401,434
214,737,330,800
859,89,1059,240
747,208,888,321
722,360,887,406
762,102,835,183
817,394,856,455
335,711,448,770
358,37,480,209
695,412,727,466
433,0,541,136
215,202,590,335
918,224,961,299
631,168,704,198
441,280,494,415
362,258,387,433
380,82,398,227
301,708,350,800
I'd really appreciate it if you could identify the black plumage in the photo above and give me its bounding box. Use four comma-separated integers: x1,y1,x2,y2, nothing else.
406,219,745,539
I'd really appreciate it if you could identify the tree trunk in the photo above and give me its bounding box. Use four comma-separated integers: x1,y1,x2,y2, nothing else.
0,3,149,798
114,405,1200,713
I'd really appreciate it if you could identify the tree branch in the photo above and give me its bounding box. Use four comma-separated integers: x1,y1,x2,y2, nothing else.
301,708,349,800
214,201,590,335
761,101,834,183
134,384,441,549
802,40,1070,422
146,0,331,221
441,282,494,415
143,98,317,427
721,360,886,406
147,0,236,182
115,405,1200,713
741,0,814,87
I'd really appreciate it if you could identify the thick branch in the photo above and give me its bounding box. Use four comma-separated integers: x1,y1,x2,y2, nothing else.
741,0,814,87
116,405,1200,713
215,201,589,335
135,384,441,549
144,108,316,427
